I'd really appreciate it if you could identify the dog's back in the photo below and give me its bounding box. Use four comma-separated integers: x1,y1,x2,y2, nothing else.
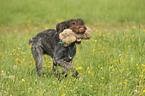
29,29,59,57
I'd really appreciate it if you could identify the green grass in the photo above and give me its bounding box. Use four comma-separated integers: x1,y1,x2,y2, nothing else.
0,0,145,27
0,0,145,95
0,25,145,96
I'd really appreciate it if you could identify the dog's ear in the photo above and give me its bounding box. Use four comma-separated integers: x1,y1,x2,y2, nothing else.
56,19,76,34
56,21,69,34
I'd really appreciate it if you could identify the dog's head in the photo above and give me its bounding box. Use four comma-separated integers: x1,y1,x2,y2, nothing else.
56,18,86,33
56,18,86,44
69,25,87,34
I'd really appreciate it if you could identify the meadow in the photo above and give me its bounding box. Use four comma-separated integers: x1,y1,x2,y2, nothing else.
0,0,145,96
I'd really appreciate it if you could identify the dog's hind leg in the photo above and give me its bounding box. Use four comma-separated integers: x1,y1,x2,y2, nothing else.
31,46,44,77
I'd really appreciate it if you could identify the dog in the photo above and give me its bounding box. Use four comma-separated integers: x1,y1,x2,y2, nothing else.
29,18,86,79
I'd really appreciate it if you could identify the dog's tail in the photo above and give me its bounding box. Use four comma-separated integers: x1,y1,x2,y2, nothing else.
28,38,33,45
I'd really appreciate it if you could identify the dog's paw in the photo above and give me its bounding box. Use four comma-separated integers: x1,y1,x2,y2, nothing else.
72,71,79,78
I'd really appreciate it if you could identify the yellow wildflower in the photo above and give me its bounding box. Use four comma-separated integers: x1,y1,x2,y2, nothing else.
132,26,136,29
76,67,83,70
124,82,127,85
22,79,25,82
77,49,80,53
119,82,122,84
139,75,143,77
61,94,65,96
17,47,21,49
88,70,90,73
13,49,16,51
99,33,101,36
1,70,4,73
34,27,38,30
49,61,52,63
45,27,49,30
131,34,134,37
16,58,18,61
28,87,31,91
96,29,98,32
142,64,145,67
101,77,104,79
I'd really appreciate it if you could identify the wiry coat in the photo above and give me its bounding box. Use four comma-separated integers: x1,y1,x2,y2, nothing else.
29,18,86,79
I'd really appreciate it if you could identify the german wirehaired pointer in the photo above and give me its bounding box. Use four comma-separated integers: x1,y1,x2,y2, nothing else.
29,18,86,79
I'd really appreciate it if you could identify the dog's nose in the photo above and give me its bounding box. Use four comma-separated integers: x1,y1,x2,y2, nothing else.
79,28,84,32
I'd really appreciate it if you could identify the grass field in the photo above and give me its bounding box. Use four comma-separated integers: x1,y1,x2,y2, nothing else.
0,0,145,96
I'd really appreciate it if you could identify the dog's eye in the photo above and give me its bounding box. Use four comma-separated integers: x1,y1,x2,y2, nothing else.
72,22,76,25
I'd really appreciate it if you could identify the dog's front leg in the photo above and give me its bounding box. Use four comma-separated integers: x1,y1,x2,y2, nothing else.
59,61,79,78
64,62,79,78
52,61,59,77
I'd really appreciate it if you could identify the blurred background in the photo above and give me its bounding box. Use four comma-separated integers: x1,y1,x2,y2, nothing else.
0,0,145,27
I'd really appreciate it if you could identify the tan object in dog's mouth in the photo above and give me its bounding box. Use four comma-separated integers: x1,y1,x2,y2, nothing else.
59,27,92,46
